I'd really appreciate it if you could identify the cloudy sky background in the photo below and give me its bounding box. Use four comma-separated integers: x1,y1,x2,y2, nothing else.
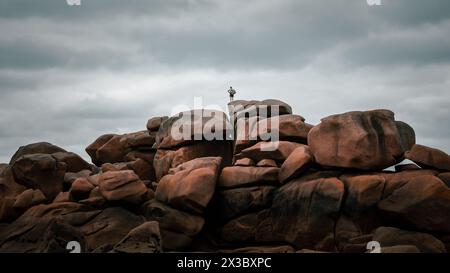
0,0,449,163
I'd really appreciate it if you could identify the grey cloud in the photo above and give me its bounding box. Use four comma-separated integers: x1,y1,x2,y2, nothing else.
0,0,210,20
371,0,450,27
2,0,449,71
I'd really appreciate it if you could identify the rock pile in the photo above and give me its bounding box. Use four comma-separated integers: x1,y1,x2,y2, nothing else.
0,98,449,253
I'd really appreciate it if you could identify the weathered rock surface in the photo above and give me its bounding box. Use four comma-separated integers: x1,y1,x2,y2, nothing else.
251,114,313,144
70,177,95,200
147,116,168,132
154,141,232,181
405,144,450,171
378,174,450,233
220,178,344,250
12,154,65,200
9,142,66,165
98,170,148,204
308,110,414,170
218,166,279,188
142,200,205,236
235,141,302,163
13,189,46,211
215,186,276,221
80,207,144,251
113,221,162,253
278,145,313,183
155,157,221,214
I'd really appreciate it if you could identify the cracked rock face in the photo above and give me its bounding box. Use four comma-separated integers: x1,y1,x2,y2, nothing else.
1,99,450,253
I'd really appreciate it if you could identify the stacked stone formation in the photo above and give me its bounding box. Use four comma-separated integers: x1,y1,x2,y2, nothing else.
0,99,450,253
148,109,233,250
213,100,311,251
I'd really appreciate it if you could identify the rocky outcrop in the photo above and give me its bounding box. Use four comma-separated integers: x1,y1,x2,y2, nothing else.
0,98,449,253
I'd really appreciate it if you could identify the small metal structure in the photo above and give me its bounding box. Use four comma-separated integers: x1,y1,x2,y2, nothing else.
228,86,236,102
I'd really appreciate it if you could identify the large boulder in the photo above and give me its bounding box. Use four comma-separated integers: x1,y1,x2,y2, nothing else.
51,152,92,173
155,109,232,149
155,157,221,214
102,159,155,181
124,150,155,164
395,121,416,151
380,169,438,197
405,144,450,171
127,159,155,181
339,174,386,234
235,141,302,163
69,177,95,201
85,134,116,165
218,166,279,189
154,141,232,181
228,99,292,119
9,142,91,174
93,135,127,165
308,110,415,170
251,114,313,144
147,116,168,132
86,131,155,166
215,186,276,222
119,130,155,150
12,154,66,200
278,145,313,184
98,170,148,204
142,200,205,236
9,142,66,165
378,174,450,233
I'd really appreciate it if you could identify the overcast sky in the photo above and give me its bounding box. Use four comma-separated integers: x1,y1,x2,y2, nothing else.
0,0,449,163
